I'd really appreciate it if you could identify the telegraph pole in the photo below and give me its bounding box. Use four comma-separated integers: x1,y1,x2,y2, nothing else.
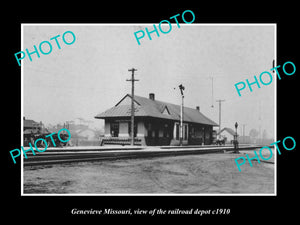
210,76,214,108
126,68,139,146
258,100,262,145
216,99,225,134
178,84,185,146
241,123,246,143
242,124,246,137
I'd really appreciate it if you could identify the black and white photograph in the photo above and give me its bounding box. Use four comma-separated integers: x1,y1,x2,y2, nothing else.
21,24,276,195
4,5,298,221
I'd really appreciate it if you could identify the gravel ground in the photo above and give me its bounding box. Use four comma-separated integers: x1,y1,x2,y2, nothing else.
23,151,275,194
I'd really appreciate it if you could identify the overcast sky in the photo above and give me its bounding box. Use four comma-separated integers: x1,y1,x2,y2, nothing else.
23,24,275,138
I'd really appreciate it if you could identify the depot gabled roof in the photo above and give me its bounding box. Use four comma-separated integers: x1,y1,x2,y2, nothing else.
217,127,236,136
95,94,218,126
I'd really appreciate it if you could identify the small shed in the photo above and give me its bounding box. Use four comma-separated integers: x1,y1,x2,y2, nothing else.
217,127,237,143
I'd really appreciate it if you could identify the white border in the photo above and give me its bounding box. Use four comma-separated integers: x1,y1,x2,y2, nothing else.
21,23,277,196
21,25,24,195
274,24,277,196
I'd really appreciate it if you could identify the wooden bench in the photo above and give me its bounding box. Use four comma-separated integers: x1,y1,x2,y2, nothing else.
100,137,142,146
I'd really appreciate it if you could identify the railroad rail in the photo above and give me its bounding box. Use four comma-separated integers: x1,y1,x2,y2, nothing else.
23,145,261,166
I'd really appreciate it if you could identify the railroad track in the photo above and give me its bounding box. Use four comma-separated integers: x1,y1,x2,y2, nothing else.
23,145,261,166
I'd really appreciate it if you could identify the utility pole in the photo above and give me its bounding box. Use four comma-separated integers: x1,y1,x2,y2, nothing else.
178,84,185,146
241,123,246,143
242,124,246,137
126,68,139,146
210,76,214,108
257,100,262,145
216,99,225,135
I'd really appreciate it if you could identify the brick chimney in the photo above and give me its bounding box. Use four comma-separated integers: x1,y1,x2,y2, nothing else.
149,93,155,100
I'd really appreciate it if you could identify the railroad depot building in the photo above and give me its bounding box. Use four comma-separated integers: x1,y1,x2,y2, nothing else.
95,93,218,146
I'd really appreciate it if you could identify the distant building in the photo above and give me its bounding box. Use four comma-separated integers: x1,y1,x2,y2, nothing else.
23,117,49,146
77,128,97,140
23,117,48,135
95,93,218,146
48,120,100,146
238,135,251,144
217,127,237,143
